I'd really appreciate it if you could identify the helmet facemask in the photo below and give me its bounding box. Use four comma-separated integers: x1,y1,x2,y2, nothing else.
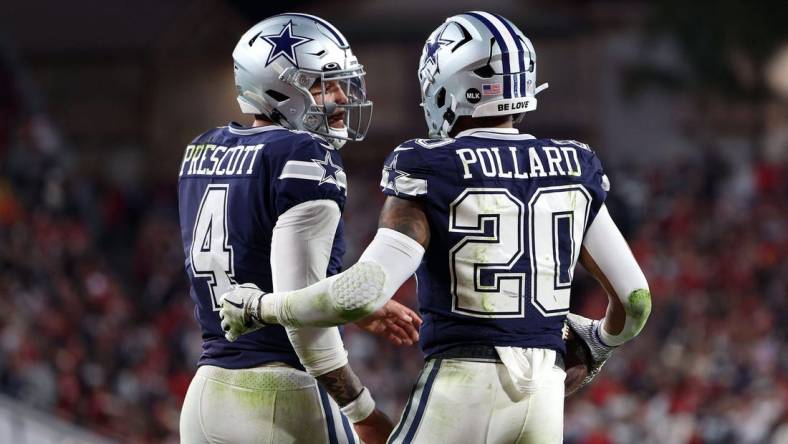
233,14,374,149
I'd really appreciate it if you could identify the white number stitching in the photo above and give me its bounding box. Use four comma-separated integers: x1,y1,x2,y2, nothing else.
449,188,526,318
528,185,591,316
448,185,591,318
190,185,236,310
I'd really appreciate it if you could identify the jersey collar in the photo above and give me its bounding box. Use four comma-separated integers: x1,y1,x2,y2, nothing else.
227,122,288,135
455,127,536,140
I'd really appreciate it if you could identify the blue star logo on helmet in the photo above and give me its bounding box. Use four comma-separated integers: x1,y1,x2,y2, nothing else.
424,25,454,67
260,21,313,67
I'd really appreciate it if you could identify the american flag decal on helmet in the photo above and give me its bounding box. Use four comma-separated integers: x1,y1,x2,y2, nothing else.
482,83,502,95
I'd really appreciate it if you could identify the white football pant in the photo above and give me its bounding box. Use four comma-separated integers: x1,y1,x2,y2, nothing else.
180,363,359,444
388,348,565,444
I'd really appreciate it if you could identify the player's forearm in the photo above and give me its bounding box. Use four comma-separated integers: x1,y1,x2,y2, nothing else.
602,289,651,344
260,270,377,326
316,364,376,423
581,205,651,346
270,201,377,422
262,228,425,327
272,200,351,373
315,364,364,406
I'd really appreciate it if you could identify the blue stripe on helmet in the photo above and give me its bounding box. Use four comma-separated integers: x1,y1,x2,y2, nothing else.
277,13,348,47
464,12,512,99
491,13,528,97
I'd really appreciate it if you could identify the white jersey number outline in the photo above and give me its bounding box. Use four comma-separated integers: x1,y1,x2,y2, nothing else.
448,185,591,318
190,184,236,310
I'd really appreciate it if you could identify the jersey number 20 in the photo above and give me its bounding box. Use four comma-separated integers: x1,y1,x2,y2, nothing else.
449,185,591,318
191,185,236,310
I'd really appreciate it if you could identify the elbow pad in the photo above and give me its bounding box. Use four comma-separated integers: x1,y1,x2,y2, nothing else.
264,228,424,327
599,288,652,346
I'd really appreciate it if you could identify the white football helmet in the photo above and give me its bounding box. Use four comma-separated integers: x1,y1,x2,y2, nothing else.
233,13,373,149
418,11,548,138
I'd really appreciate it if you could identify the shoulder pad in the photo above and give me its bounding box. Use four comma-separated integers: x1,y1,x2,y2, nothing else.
289,130,334,151
412,138,456,149
549,139,592,152
265,131,333,159
394,137,456,151
190,126,226,144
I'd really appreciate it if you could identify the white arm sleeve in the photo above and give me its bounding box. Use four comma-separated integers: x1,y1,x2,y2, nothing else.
582,204,651,346
262,228,425,327
271,200,348,377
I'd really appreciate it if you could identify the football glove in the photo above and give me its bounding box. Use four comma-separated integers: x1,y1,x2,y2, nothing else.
565,313,617,391
218,283,269,342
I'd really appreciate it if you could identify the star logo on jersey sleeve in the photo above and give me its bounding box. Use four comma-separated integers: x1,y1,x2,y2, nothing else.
312,152,344,190
261,21,313,67
383,153,410,195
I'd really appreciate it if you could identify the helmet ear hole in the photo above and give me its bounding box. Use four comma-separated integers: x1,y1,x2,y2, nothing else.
473,65,495,79
265,89,289,103
436,88,446,108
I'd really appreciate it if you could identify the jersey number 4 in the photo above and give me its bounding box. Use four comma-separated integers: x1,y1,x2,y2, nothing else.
191,185,236,310
448,185,591,318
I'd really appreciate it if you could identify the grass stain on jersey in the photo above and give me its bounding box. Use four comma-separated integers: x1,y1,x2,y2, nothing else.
570,191,577,210
482,294,495,312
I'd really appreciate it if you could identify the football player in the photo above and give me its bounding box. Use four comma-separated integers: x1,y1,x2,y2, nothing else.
177,13,420,444
220,11,652,443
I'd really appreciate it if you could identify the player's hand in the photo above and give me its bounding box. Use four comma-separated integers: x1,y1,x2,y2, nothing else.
564,313,616,392
218,283,269,342
353,408,394,444
354,300,422,346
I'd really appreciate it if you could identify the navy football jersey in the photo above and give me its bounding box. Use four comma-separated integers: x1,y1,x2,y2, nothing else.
379,128,609,357
178,123,347,369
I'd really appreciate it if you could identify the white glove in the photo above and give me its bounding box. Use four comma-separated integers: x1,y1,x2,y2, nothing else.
218,283,269,342
565,313,617,390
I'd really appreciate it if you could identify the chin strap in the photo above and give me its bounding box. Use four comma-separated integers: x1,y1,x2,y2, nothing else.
535,82,549,95
326,126,347,149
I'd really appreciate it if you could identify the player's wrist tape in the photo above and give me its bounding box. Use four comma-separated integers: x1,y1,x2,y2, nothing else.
566,313,615,363
249,292,267,326
594,320,617,349
259,290,288,325
340,387,375,423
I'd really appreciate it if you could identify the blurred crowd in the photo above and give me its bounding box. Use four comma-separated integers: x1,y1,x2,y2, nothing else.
563,156,788,443
0,53,197,441
1,54,787,444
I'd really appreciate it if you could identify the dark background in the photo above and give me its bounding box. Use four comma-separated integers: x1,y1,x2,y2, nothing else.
1,1,787,442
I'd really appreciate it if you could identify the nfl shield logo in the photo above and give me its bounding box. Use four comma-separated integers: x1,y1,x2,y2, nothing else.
482,83,502,95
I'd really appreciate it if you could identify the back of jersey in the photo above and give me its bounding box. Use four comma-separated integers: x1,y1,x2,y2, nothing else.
380,128,609,357
178,123,347,369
